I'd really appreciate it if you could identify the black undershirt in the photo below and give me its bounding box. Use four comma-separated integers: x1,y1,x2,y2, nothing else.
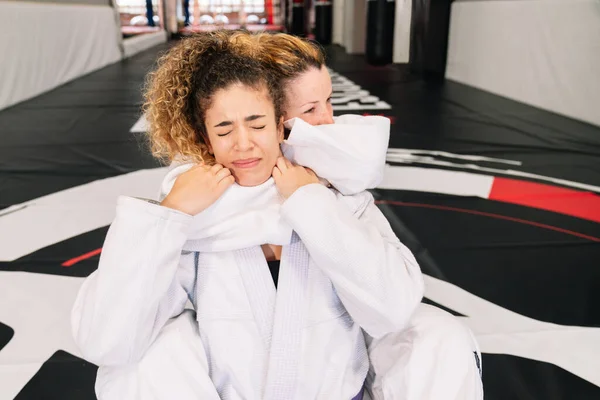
266,260,280,288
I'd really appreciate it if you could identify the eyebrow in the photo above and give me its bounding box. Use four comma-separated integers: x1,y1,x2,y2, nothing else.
300,92,334,108
213,114,266,128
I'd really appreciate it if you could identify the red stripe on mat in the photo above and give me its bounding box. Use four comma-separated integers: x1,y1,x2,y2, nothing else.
62,248,102,267
489,177,600,224
376,200,600,242
64,179,599,266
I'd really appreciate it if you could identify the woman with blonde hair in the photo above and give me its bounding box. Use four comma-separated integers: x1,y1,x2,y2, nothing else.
231,31,484,400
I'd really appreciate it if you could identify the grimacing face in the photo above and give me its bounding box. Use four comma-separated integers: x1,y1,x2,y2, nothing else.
204,82,284,187
283,66,334,126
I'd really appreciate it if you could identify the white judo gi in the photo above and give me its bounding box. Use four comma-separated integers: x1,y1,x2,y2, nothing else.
72,116,483,400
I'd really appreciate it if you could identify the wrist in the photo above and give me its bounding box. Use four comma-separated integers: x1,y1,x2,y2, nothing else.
160,196,193,216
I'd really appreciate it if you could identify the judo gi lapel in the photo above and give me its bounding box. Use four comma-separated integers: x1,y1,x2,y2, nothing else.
263,232,310,400
234,246,277,351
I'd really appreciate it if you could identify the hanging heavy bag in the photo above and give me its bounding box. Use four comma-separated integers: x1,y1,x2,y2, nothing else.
366,0,396,65
410,0,453,80
314,0,333,45
290,0,306,36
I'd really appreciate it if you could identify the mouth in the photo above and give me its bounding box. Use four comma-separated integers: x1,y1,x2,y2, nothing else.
232,158,261,169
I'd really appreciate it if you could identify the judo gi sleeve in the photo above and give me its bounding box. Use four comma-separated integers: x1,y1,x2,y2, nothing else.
71,196,196,366
280,184,425,339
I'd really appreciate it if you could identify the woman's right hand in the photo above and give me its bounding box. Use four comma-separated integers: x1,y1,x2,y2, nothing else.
160,164,235,216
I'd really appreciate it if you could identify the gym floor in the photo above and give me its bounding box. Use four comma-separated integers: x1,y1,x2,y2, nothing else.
1,43,599,399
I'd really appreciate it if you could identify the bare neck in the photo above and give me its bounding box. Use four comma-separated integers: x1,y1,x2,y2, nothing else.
261,244,282,261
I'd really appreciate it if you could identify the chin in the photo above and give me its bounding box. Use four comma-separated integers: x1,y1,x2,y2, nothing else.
235,171,271,187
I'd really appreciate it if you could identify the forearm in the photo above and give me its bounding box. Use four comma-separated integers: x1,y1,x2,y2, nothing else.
72,196,194,365
281,185,424,337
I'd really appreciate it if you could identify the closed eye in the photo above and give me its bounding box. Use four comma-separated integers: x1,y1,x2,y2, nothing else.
217,131,232,137
304,107,315,114
252,125,266,130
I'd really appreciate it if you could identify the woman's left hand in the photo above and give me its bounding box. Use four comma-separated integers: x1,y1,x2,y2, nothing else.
272,157,320,199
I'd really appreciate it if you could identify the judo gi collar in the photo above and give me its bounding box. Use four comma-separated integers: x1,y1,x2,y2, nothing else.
282,115,390,196
161,115,390,252
182,177,292,252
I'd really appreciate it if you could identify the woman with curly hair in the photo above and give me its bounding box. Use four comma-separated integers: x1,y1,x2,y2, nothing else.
72,31,421,400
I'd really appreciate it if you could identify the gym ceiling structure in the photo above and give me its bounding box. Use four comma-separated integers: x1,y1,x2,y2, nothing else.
1,0,599,398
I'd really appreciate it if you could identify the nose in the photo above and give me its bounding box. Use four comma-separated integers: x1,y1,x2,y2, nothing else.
316,107,334,125
234,127,253,151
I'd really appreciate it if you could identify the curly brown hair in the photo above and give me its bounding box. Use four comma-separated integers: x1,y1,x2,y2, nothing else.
143,31,284,164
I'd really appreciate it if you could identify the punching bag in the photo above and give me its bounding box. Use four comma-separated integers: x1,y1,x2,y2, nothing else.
410,0,453,80
314,0,333,45
366,0,396,65
290,0,306,36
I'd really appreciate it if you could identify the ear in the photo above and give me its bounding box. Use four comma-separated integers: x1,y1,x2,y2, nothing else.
277,116,285,143
200,130,213,155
